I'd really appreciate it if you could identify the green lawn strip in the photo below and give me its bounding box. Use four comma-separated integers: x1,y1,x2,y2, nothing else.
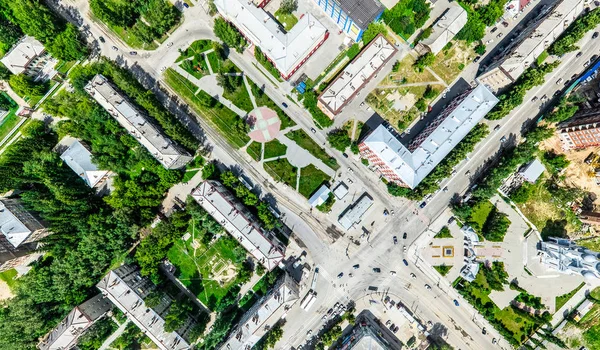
180,56,206,80
263,158,298,189
468,200,494,232
556,282,586,311
274,10,298,31
247,80,295,129
434,226,452,239
56,60,76,75
263,139,287,159
285,129,339,170
0,268,17,290
222,83,254,112
182,170,199,182
298,165,331,198
164,68,249,148
176,40,213,62
433,265,452,276
206,51,222,73
254,47,283,82
0,112,21,142
247,141,262,161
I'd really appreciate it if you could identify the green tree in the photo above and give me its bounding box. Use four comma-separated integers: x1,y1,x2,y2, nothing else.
414,52,435,72
279,0,297,14
456,10,485,43
47,23,87,61
327,129,351,151
264,324,284,348
164,301,193,332
474,44,486,55
8,73,47,97
3,0,61,42
361,22,388,44
0,17,22,52
213,17,245,52
510,182,534,203
216,73,235,93
543,151,569,174
423,85,438,99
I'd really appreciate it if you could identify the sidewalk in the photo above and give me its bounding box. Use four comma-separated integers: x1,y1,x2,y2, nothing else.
98,319,129,350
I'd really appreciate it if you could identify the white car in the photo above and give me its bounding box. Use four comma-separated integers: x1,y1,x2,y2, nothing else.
390,271,397,276
425,284,432,290
410,273,416,279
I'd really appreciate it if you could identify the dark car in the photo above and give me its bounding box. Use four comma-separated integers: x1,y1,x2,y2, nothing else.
473,56,481,63
448,216,456,225
282,102,288,108
353,264,360,269
419,201,427,209
594,32,599,39
482,327,487,335
576,51,583,58
453,299,460,306
403,232,407,239
592,54,599,62
554,90,562,97
491,27,498,33
393,236,398,245
373,268,381,273
99,36,105,43
130,51,137,56
342,153,348,158
402,259,408,266
183,2,189,8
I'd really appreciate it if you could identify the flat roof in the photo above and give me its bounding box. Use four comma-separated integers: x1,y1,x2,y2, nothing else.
308,185,330,207
85,74,191,169
59,139,110,188
339,193,373,230
214,0,327,77
319,34,396,116
361,84,498,188
191,181,284,270
0,36,45,75
333,182,349,199
338,0,384,28
421,4,468,55
520,158,545,183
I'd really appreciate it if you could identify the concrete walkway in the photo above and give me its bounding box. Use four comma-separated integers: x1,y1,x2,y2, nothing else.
98,319,129,350
275,132,336,178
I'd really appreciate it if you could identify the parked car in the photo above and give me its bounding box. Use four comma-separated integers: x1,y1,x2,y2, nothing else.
593,31,599,39
419,201,427,208
342,153,348,158
453,299,460,306
500,136,507,143
448,216,455,224
410,273,416,279
482,327,487,335
337,272,344,279
494,124,501,131
353,264,360,269
130,51,137,56
491,27,498,33
282,102,288,108
373,267,381,273
465,170,471,176
577,51,584,58
556,78,563,85
502,21,509,27
492,338,497,344
532,96,538,102
402,232,408,239
111,46,118,51
497,32,504,38
442,186,449,192
402,259,409,266
473,56,481,63
183,2,189,8
98,36,105,43
393,236,398,245
424,284,432,290
310,128,317,133
390,271,396,276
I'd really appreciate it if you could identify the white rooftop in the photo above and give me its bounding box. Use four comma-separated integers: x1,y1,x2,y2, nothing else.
214,0,327,78
0,200,33,248
191,181,284,270
421,4,468,55
0,36,45,75
520,158,545,183
308,185,330,207
361,84,498,188
339,193,374,230
319,35,396,115
59,138,110,188
333,183,349,199
85,74,191,169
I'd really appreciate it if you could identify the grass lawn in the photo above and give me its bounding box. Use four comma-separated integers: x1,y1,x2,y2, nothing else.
180,55,208,79
468,200,494,232
264,158,298,189
176,40,213,62
223,82,254,112
55,60,76,75
0,112,21,142
182,170,199,182
274,10,298,31
247,141,262,161
164,69,250,148
298,165,331,198
433,265,452,276
206,51,222,73
434,226,452,239
556,282,586,311
263,139,287,159
429,41,476,84
285,129,339,170
0,268,17,290
248,80,295,129
167,234,245,308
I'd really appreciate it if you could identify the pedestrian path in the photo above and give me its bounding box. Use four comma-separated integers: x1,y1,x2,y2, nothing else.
98,319,129,350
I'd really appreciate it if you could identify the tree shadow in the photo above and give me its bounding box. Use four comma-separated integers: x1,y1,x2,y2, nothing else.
540,219,568,241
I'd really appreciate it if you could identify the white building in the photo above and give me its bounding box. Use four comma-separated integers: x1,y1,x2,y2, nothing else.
359,84,498,188
0,36,56,81
214,0,328,79
519,158,545,183
58,137,111,189
318,34,396,118
38,294,112,350
308,185,331,207
419,4,468,55
478,0,585,92
97,265,195,350
338,193,373,230
538,237,600,281
85,74,192,169
190,181,285,270
220,273,299,350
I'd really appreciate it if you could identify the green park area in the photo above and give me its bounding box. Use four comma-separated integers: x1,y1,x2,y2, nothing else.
298,164,330,198
263,158,298,189
285,129,339,170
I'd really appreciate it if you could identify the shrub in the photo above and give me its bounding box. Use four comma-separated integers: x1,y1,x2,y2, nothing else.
475,44,486,55
482,208,510,242
414,52,435,72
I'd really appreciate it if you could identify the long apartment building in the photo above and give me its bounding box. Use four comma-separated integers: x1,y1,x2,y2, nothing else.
312,0,384,41
557,109,600,150
0,199,50,272
214,0,328,79
38,294,112,350
97,265,196,350
220,273,299,350
478,0,585,92
190,181,285,271
318,34,396,118
85,74,192,169
359,84,498,188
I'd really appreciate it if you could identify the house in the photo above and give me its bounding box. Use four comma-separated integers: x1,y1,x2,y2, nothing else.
519,158,545,183
58,137,111,189
85,74,192,169
418,4,468,55
190,181,285,270
308,185,331,207
38,294,113,350
338,193,373,230
359,84,498,188
313,0,384,41
1,36,57,81
0,199,50,272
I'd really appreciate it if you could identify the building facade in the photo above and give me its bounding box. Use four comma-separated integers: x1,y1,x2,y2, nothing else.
359,84,498,188
190,181,285,270
85,74,192,169
0,199,50,272
557,109,600,150
38,294,112,350
478,0,585,92
220,273,299,350
318,34,396,118
313,0,384,41
538,237,600,281
214,0,329,80
97,265,196,350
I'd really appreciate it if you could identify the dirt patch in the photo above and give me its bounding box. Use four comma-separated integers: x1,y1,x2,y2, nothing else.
429,41,476,84
0,280,14,300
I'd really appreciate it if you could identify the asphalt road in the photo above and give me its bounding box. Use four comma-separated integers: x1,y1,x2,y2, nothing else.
50,1,600,349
